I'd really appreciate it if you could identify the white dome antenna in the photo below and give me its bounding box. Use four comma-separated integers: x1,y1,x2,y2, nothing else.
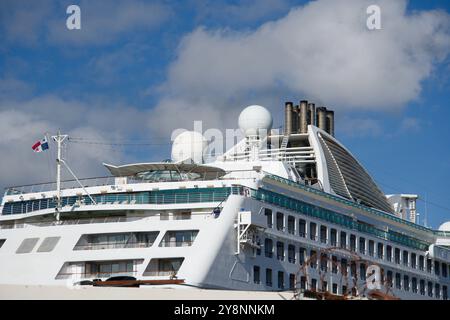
238,105,273,137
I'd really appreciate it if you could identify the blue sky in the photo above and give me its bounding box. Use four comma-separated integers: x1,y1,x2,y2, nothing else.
0,0,449,229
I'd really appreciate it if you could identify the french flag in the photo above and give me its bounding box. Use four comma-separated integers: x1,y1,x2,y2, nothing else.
32,137,49,153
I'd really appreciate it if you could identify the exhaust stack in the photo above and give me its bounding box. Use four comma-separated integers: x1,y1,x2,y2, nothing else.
299,100,308,134
284,102,293,135
283,99,335,136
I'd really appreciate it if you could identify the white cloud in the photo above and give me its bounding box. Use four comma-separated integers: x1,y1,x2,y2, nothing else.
150,0,450,134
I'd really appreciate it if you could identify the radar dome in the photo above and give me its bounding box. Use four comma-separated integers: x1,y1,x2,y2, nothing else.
171,131,207,164
438,222,450,232
238,105,273,137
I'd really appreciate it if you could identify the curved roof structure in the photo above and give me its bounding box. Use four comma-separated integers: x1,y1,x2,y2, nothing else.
311,127,394,214
103,162,226,180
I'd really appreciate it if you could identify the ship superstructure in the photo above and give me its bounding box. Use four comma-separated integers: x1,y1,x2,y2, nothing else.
0,100,449,300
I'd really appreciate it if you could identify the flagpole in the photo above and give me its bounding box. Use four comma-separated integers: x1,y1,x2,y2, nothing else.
52,130,68,221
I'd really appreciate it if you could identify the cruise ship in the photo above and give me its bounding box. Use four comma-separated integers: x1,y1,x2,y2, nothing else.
1,100,449,300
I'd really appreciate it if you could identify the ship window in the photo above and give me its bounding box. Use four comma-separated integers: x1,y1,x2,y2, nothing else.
309,222,317,241
287,216,295,235
394,248,400,264
436,284,441,299
426,258,432,273
16,238,39,254
419,255,424,271
411,253,417,269
331,256,338,274
264,209,273,228
288,245,296,263
341,259,348,276
368,240,374,257
311,278,317,291
298,219,306,237
427,281,433,297
402,250,409,267
419,280,425,295
0,239,5,248
411,277,418,294
276,242,285,261
266,268,272,287
443,285,448,300
310,250,317,269
386,245,392,262
340,231,347,249
360,263,366,281
386,271,393,286
76,232,159,250
276,212,284,231
434,261,440,276
264,238,273,258
253,266,260,284
442,263,448,278
37,237,60,253
403,275,409,291
350,234,356,252
300,276,306,290
395,273,401,289
320,253,328,272
289,274,296,290
144,258,184,277
299,247,306,265
359,237,366,255
377,243,383,259
330,229,337,246
160,230,199,247
332,283,338,294
320,225,327,244
278,271,284,289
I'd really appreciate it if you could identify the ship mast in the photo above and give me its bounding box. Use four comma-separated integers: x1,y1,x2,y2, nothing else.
51,130,97,221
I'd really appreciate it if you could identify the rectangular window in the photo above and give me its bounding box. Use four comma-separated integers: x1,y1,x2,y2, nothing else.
394,248,400,264
299,247,306,265
266,268,272,287
264,209,273,228
276,212,284,231
386,245,392,262
278,271,284,290
300,276,306,290
411,253,417,269
253,266,260,284
419,255,425,271
310,222,317,241
143,258,183,277
350,234,356,252
443,285,448,300
310,250,317,269
160,230,198,247
298,219,306,238
330,229,337,246
276,241,285,261
264,238,273,258
412,277,418,294
434,261,440,276
368,240,374,257
340,231,347,249
436,284,441,299
403,250,409,267
419,280,425,295
287,216,295,235
320,253,328,272
341,259,348,276
288,244,296,263
428,281,433,297
442,263,448,278
332,283,338,294
289,274,296,290
427,259,432,273
332,256,338,274
320,225,327,244
377,243,384,259
359,237,366,255
403,275,409,292
395,273,401,290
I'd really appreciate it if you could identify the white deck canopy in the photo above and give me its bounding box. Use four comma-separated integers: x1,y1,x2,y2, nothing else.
103,162,226,180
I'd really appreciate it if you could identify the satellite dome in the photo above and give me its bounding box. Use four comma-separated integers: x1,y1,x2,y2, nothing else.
438,222,450,232
238,105,273,137
171,131,207,164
